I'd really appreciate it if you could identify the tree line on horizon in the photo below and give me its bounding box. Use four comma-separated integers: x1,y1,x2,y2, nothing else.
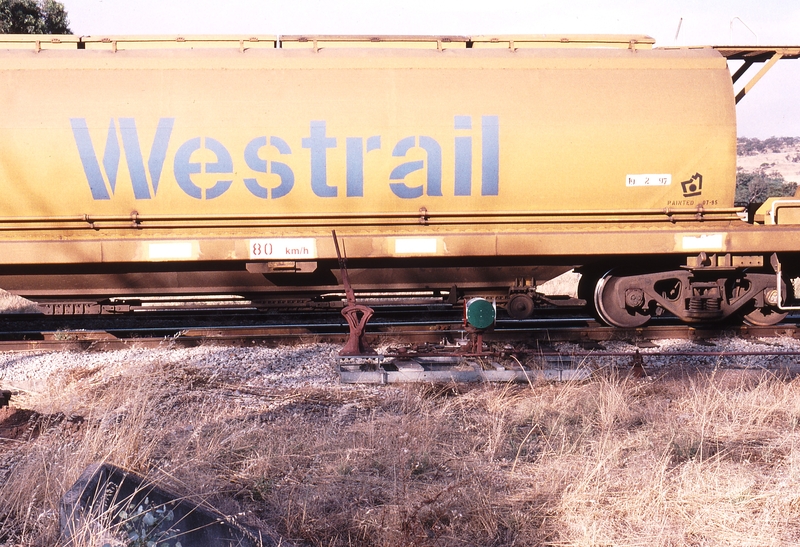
738,136,800,156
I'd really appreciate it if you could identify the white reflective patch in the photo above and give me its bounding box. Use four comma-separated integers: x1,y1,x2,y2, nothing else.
148,242,194,260
249,238,317,259
626,174,671,187
395,238,437,254
681,234,725,251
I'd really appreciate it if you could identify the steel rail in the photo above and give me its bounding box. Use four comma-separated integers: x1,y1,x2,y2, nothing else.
0,319,797,352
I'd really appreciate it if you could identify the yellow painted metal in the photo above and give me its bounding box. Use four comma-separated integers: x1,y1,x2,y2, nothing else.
684,46,800,103
732,255,763,267
81,35,278,50
712,46,800,61
0,37,737,264
754,198,800,225
280,35,468,49
0,34,656,51
3,220,799,268
0,34,80,50
470,34,654,49
734,51,783,104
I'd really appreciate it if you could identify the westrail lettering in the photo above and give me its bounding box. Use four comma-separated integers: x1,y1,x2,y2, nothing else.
70,116,501,201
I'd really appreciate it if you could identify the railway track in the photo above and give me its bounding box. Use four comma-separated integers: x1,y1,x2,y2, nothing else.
1,303,799,336
2,308,800,384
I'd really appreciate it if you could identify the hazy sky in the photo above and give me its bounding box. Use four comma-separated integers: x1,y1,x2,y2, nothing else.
62,0,800,137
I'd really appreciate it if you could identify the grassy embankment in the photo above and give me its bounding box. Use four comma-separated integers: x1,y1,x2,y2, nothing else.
2,351,800,546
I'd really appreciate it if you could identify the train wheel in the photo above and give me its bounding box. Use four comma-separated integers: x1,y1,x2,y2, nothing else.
740,280,788,326
506,293,535,319
593,271,651,328
742,307,788,326
577,267,604,318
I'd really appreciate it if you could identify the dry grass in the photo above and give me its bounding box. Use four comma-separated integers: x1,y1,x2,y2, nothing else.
2,355,800,546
